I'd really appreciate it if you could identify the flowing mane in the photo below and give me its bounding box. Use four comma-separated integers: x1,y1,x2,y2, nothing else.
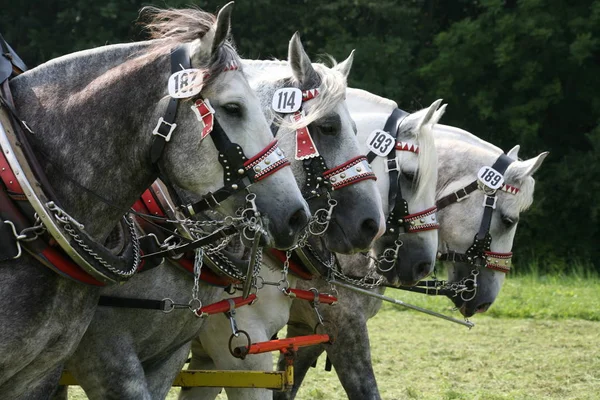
139,7,241,86
243,58,348,129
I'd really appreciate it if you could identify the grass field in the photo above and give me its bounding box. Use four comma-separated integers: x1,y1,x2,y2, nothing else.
70,273,600,399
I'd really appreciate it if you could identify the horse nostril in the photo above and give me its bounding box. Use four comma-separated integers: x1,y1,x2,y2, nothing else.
414,261,432,282
360,218,379,241
475,302,491,314
288,207,309,233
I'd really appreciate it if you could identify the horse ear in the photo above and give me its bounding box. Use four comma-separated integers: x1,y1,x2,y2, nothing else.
431,103,447,125
506,145,520,160
211,1,234,55
418,99,443,129
334,50,355,79
508,151,549,179
288,32,319,87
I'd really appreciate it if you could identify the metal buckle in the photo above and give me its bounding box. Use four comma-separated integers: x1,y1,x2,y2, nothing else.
385,157,400,172
152,117,177,142
483,195,497,209
455,188,470,202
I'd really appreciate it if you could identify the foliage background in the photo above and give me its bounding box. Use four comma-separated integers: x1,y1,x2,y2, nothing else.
1,0,598,272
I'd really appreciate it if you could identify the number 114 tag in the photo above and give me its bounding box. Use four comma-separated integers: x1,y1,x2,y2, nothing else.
272,88,302,113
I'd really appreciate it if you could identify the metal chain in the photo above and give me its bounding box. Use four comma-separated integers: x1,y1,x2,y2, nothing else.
189,248,203,311
49,201,140,278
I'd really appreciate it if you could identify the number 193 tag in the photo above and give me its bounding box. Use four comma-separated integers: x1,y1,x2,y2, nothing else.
272,88,302,113
366,129,395,157
477,166,505,190
168,69,203,99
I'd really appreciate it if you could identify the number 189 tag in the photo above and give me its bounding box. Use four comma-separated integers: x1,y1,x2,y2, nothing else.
272,88,302,113
366,129,395,157
477,166,505,190
168,69,203,99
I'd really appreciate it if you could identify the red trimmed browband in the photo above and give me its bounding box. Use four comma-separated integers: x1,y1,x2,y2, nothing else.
395,141,419,154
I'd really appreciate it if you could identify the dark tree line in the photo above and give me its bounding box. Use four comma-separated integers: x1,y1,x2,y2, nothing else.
1,0,598,272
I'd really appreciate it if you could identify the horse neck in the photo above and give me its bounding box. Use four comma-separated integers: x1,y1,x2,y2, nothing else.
10,42,165,240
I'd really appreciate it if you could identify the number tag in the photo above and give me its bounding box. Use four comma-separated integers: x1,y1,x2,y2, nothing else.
272,88,302,113
168,69,203,99
477,166,505,190
366,130,395,157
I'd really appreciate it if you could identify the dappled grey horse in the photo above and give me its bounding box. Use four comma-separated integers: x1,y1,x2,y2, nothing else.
0,4,309,398
179,90,441,400
56,33,383,400
277,91,548,400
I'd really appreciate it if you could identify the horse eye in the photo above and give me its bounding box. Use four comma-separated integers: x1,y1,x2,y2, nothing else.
402,170,416,182
222,103,242,116
319,125,337,135
501,215,518,227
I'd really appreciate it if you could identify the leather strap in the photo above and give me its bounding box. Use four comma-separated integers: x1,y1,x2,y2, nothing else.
150,46,188,165
436,181,479,210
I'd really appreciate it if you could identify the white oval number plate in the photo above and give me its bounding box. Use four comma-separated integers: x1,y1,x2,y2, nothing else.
272,88,302,113
477,166,505,190
366,129,395,157
168,69,203,99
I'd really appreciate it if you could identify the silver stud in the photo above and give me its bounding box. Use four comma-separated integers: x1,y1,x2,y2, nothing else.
276,150,283,156
302,140,306,144
316,177,323,182
238,168,245,175
356,167,362,172
398,219,403,223
225,166,230,169
265,160,271,165
331,177,337,182
432,216,436,221
311,190,317,195
389,228,395,233
232,184,238,190
420,218,425,223
254,166,261,172
340,173,346,179
410,221,415,226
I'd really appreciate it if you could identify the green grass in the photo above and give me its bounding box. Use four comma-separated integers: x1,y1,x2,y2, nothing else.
68,273,600,399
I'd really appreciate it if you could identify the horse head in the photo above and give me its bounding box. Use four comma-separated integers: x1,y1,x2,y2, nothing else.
143,4,309,250
243,34,385,255
435,125,548,316
348,91,441,285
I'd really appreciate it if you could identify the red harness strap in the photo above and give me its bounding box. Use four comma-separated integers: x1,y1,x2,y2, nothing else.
269,249,314,280
0,144,106,285
283,288,337,305
233,334,332,358
194,294,257,318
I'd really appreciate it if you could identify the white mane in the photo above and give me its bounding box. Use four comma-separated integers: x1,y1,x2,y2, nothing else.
242,59,348,130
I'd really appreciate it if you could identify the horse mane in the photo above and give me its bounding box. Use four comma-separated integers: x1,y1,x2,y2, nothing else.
243,58,348,130
434,124,535,212
138,7,241,86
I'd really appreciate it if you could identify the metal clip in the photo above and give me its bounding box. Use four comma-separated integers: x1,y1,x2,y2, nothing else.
3,221,22,259
385,157,400,172
483,195,497,209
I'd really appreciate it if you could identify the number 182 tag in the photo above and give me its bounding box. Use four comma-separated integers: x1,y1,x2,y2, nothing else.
272,88,302,113
168,69,203,99
477,166,505,190
366,129,395,157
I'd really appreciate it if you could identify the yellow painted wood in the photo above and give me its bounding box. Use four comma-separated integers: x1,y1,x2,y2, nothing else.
60,366,295,390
